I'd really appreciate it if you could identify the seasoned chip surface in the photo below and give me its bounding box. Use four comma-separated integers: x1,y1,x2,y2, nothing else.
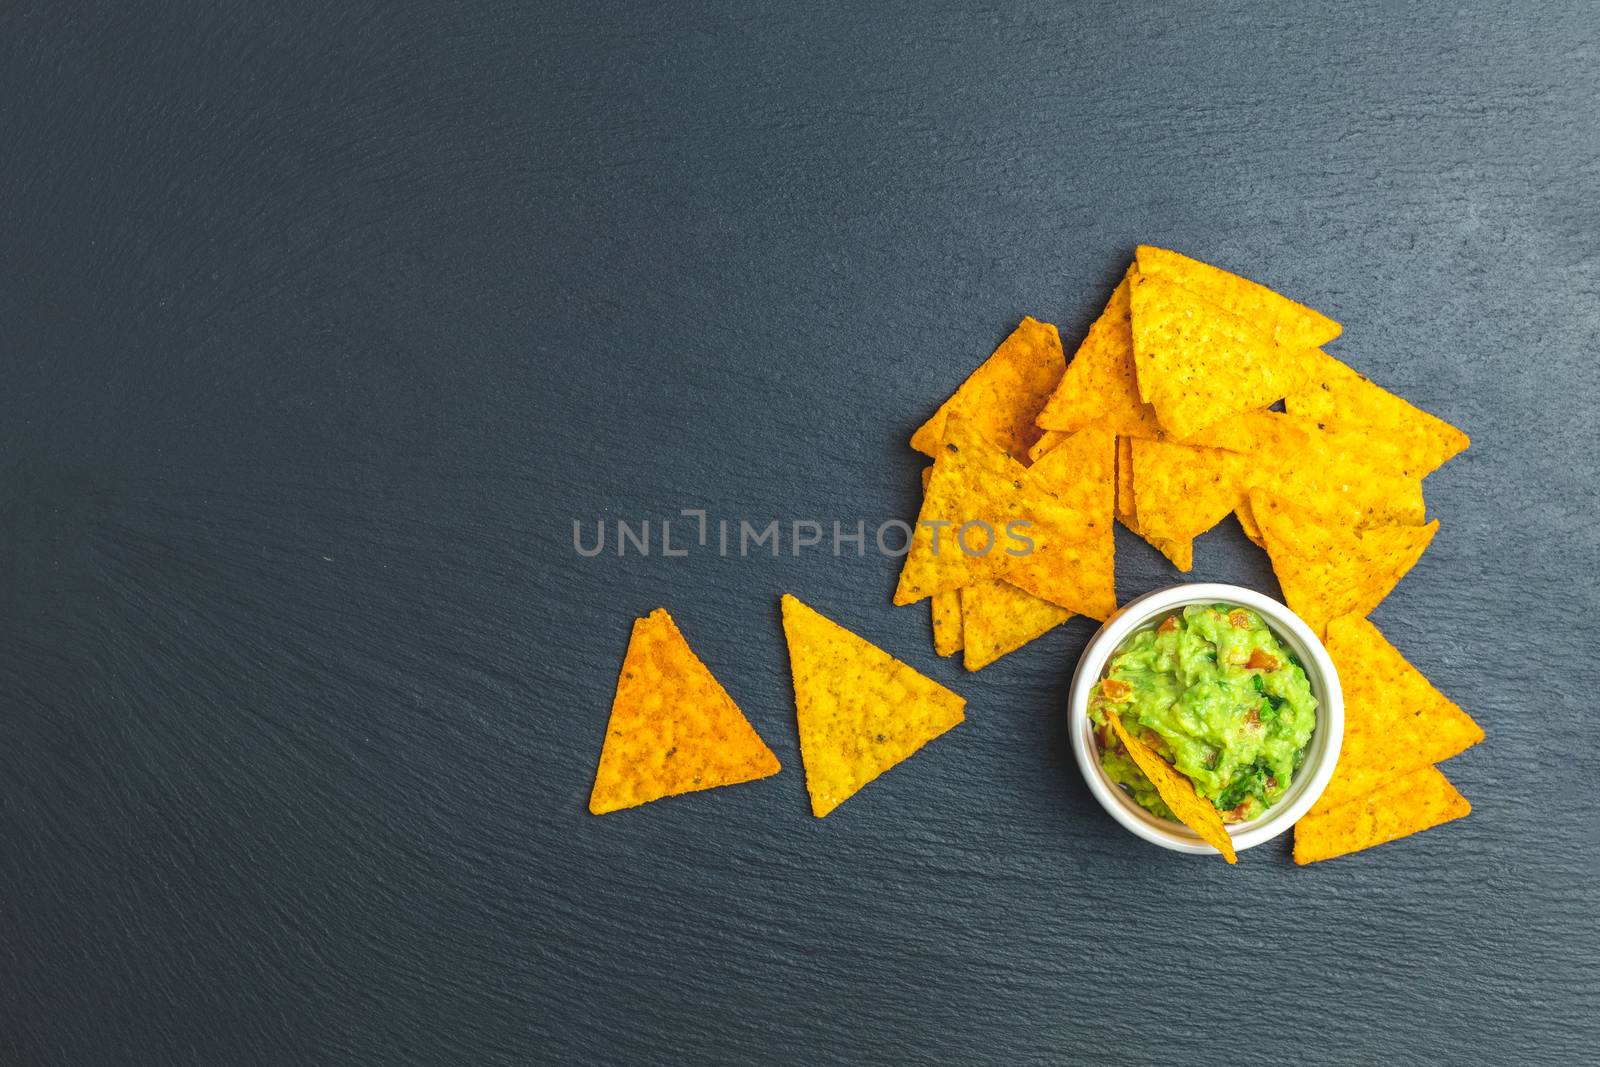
1004,428,1117,619
1286,349,1470,479
589,609,781,814
1252,491,1438,637
894,414,1066,604
1035,275,1163,439
1312,615,1483,811
960,579,1072,671
1134,245,1342,348
1129,272,1315,439
910,316,1065,464
1293,764,1470,864
781,594,965,817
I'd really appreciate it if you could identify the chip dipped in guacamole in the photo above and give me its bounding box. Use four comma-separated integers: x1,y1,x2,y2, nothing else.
1089,604,1317,823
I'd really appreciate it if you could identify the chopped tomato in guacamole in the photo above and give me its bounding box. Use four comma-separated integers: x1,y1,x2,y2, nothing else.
1089,604,1317,822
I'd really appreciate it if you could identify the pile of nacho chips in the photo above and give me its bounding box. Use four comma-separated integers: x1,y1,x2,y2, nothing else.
898,318,1116,672
900,246,1479,863
587,245,1480,867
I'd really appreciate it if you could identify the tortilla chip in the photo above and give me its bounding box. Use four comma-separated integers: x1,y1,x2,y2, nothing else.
1129,271,1316,439
1293,764,1470,864
1312,615,1484,811
1004,428,1117,619
960,579,1073,671
1027,428,1072,463
1108,712,1237,863
1134,245,1341,348
910,316,1065,464
1286,349,1470,479
1251,491,1438,637
1034,275,1164,438
919,467,965,656
1203,411,1425,529
780,594,966,817
589,609,781,814
1131,438,1254,542
894,414,1061,604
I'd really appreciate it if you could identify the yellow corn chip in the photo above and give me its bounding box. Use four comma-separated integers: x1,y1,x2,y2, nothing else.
1134,245,1342,348
1130,272,1315,440
960,579,1073,671
1034,275,1164,439
1203,411,1426,529
1293,764,1470,864
910,316,1065,464
1131,438,1254,542
920,467,965,656
1286,349,1470,479
894,414,1061,604
1312,615,1484,811
589,609,781,814
1027,428,1072,463
1004,428,1117,619
1251,491,1438,638
780,594,966,817
1109,712,1237,863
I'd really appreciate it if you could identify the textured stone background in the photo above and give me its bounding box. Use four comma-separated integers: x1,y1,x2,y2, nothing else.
2,2,1596,1063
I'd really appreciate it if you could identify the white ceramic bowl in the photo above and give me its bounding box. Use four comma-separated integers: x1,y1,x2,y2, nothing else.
1069,583,1343,857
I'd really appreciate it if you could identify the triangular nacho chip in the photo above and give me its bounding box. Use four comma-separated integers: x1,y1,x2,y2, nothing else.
1293,764,1470,864
910,316,1065,464
1035,275,1164,438
1252,492,1438,637
1129,272,1315,439
1312,615,1484,811
960,579,1073,671
780,594,966,817
1286,349,1470,479
920,467,965,657
1131,438,1254,542
1004,428,1117,619
590,609,781,814
1108,712,1237,863
1204,411,1426,529
894,414,1057,604
1134,245,1342,348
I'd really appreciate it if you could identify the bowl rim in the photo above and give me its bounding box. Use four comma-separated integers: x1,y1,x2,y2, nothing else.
1069,582,1344,856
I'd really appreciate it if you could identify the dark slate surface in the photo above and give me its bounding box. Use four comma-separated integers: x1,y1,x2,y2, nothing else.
3,2,1597,1064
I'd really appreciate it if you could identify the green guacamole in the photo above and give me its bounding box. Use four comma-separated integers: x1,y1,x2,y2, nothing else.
1089,604,1317,823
